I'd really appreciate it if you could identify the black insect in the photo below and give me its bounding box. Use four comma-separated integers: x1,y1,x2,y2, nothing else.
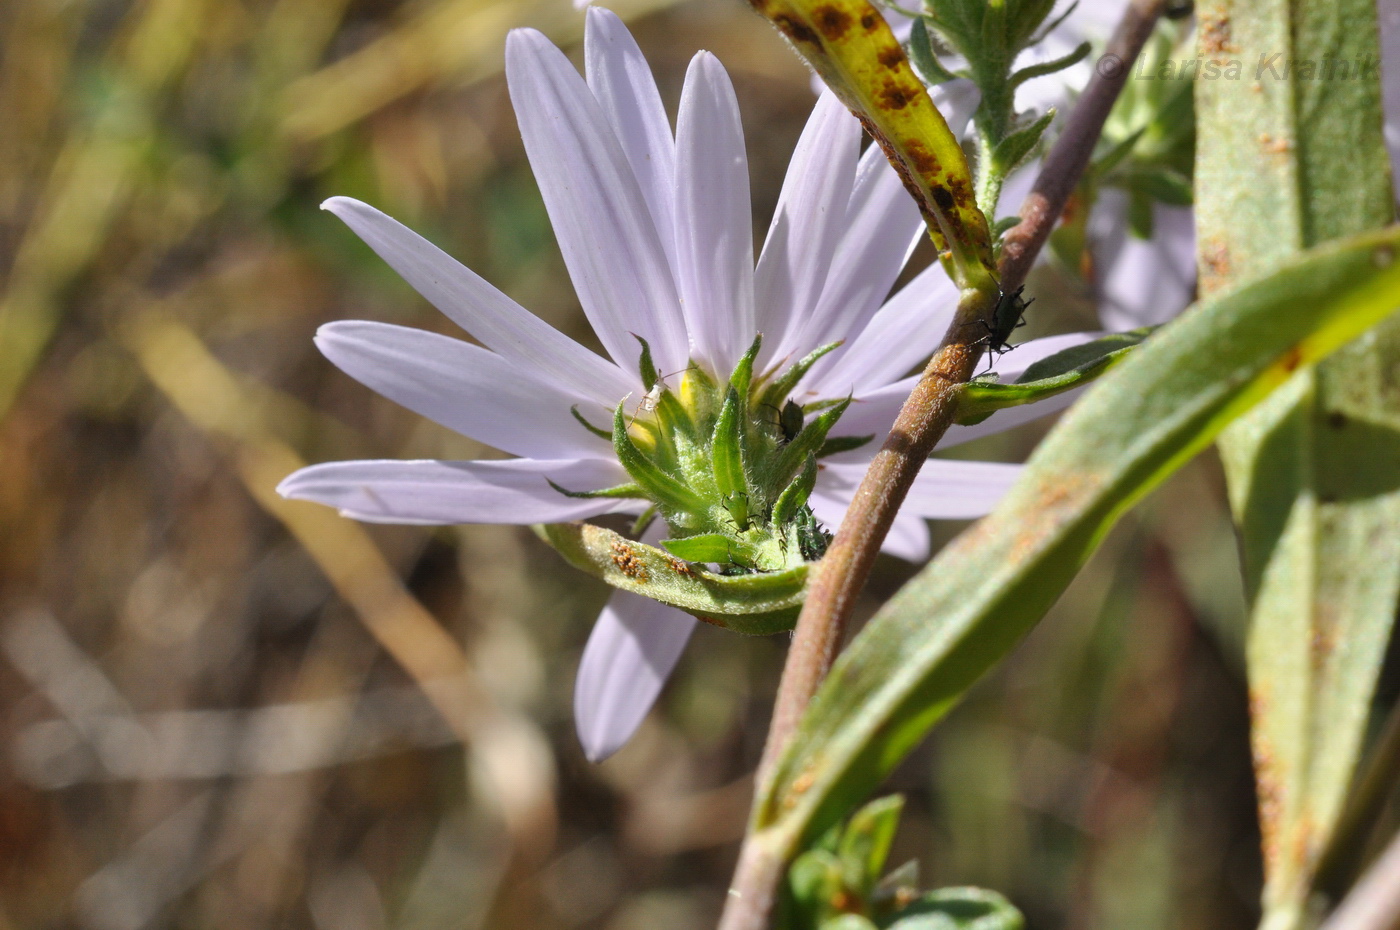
980,285,1033,355
992,285,1033,352
761,400,806,444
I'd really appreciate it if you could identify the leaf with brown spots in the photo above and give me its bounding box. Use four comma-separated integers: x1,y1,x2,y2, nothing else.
746,0,994,286
536,522,807,635
1196,2,1400,924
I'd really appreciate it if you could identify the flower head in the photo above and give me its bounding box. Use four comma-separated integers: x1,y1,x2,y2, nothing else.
280,8,1090,761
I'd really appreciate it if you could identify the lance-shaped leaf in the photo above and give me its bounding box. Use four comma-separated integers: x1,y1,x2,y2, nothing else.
773,456,819,529
538,522,806,635
611,403,707,514
771,396,853,495
747,0,994,284
760,340,842,412
740,225,1400,865
1195,3,1400,927
955,330,1149,424
714,387,751,505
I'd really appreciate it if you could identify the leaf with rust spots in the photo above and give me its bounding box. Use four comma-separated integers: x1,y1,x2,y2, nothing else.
536,522,808,635
738,223,1400,857
747,0,994,285
1196,2,1400,925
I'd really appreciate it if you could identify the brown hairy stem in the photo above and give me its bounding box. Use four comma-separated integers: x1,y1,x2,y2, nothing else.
718,1,1169,928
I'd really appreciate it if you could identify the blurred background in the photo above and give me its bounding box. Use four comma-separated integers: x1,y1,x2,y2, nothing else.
0,0,1351,927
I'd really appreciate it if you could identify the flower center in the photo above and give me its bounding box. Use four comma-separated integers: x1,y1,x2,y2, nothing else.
558,335,872,574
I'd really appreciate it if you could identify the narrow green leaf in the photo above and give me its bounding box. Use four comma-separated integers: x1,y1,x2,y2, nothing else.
1195,1,1400,925
714,387,750,503
1008,40,1090,87
837,795,903,897
818,434,875,459
746,224,1400,860
773,456,820,529
545,479,647,500
989,109,1055,177
956,330,1149,424
886,888,1023,930
762,341,843,411
633,333,659,388
907,18,957,85
570,405,613,440
611,403,707,514
662,533,751,565
732,333,763,398
772,397,853,495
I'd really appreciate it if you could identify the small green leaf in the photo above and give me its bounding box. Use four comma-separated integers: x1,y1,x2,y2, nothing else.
763,341,843,411
788,849,845,917
819,916,878,930
662,533,749,564
545,479,647,500
773,456,820,529
713,387,750,504
818,434,875,459
611,404,707,514
632,333,659,389
732,334,763,398
1008,40,1090,87
570,405,612,440
990,109,1055,176
886,888,1023,930
772,397,854,495
837,795,904,897
955,330,1149,423
1120,166,1193,206
908,18,957,85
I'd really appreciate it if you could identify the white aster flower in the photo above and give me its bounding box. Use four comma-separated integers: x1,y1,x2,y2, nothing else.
279,8,1091,761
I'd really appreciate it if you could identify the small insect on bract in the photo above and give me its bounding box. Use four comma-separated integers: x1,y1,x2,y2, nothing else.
627,365,694,429
760,400,805,444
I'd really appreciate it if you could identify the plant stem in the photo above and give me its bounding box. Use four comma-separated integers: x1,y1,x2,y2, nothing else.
717,2,1168,927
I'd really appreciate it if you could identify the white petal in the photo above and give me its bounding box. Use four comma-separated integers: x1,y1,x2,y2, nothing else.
753,91,861,362
322,198,636,407
316,321,612,461
941,389,1083,448
1095,199,1197,331
996,162,1038,217
904,459,1022,518
826,333,1102,454
814,262,958,394
807,489,927,560
673,52,755,372
506,29,689,374
574,589,697,762
797,81,980,379
993,331,1107,380
277,457,635,525
585,8,680,278
882,512,932,562
820,458,1022,521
